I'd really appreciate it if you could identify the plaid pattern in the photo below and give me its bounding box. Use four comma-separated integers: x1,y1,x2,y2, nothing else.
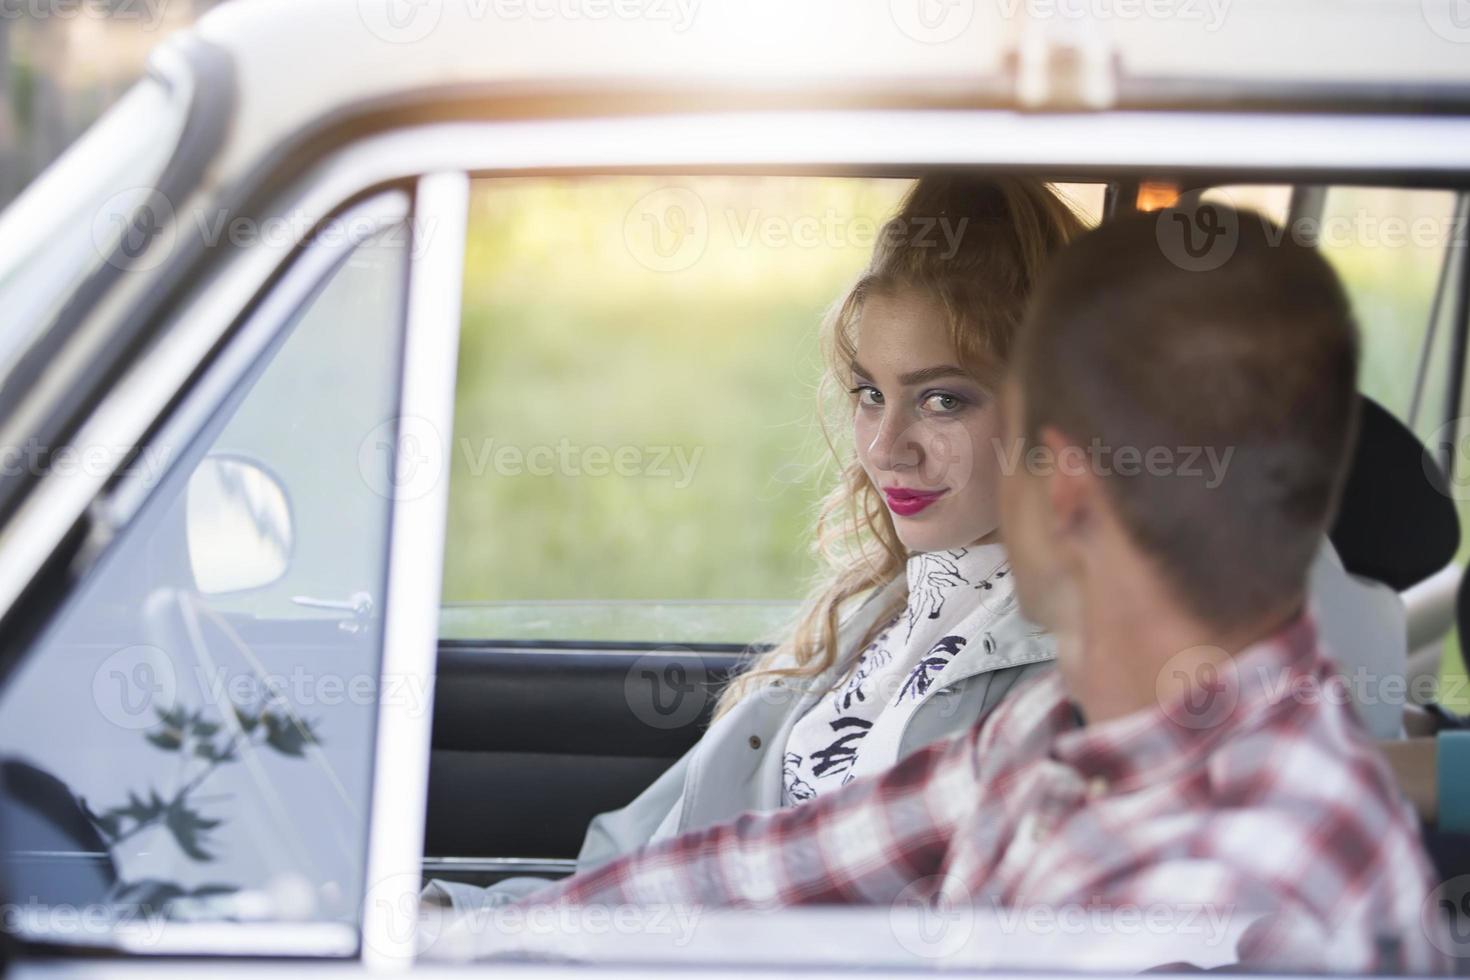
525,615,1447,972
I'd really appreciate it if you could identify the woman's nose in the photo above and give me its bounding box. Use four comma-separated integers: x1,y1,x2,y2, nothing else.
866,412,922,472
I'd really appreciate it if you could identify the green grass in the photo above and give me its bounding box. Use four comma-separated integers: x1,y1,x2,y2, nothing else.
441,176,908,602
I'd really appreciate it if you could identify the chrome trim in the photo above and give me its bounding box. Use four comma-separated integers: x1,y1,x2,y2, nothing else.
421,856,576,877
359,172,468,971
367,109,1470,175
6,108,1470,631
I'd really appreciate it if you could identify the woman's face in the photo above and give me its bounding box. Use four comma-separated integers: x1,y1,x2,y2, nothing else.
851,289,1003,554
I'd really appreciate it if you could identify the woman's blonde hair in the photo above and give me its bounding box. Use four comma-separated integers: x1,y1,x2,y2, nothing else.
713,175,1085,719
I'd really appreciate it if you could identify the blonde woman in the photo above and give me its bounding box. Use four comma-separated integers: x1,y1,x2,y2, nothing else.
424,175,1084,913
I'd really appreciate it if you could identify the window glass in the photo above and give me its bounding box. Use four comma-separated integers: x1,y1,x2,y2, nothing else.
1314,187,1458,438
0,221,409,944
1310,188,1464,710
440,176,1102,644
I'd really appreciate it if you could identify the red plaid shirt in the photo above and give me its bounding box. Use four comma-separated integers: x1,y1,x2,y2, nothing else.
523,615,1447,972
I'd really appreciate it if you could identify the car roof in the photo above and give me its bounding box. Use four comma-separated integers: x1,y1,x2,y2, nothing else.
186,0,1470,192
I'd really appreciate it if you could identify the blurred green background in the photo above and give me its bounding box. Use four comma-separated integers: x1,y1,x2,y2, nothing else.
440,178,1470,704
441,176,909,606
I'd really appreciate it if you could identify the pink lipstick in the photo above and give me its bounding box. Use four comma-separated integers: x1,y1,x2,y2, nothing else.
882,486,947,517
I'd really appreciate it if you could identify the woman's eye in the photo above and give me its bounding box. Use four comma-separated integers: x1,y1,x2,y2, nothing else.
923,392,964,413
851,385,883,407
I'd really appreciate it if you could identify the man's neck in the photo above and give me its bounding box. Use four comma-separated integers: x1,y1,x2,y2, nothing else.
1055,545,1304,726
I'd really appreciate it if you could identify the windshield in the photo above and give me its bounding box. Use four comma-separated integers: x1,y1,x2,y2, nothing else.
0,73,187,399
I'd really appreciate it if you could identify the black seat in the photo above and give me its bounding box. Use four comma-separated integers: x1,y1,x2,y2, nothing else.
1329,395,1460,591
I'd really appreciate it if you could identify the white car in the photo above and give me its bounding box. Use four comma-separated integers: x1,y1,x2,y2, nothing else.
0,0,1468,975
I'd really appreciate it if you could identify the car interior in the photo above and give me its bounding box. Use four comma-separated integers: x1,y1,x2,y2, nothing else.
0,171,1466,969
418,176,1470,906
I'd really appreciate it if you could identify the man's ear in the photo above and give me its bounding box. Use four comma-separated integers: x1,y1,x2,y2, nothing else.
1039,425,1093,540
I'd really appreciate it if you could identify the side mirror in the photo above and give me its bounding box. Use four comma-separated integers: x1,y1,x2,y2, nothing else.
185,454,294,595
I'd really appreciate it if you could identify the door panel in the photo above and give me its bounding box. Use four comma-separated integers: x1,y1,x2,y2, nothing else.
424,643,744,880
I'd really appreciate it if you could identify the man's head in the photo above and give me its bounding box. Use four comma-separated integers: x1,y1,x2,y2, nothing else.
999,206,1360,639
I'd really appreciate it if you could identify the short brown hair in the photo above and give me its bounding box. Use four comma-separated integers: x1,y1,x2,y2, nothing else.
1014,205,1360,628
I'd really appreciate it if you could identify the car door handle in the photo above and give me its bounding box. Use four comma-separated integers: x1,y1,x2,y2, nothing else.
290,590,375,633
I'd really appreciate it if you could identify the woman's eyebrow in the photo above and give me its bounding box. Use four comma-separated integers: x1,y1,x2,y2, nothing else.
900,365,973,386
850,361,973,386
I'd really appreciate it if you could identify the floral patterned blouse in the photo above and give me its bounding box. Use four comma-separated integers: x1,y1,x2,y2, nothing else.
781,542,1013,805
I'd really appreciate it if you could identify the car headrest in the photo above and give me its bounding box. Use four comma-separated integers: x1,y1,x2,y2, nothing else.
1328,396,1460,592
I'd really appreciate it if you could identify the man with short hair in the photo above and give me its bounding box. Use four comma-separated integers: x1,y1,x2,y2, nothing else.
468,209,1445,971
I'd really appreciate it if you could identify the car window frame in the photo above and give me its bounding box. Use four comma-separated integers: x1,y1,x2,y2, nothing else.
0,181,467,961
4,105,1470,967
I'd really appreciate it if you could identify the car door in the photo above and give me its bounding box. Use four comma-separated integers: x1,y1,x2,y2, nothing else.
0,174,467,966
